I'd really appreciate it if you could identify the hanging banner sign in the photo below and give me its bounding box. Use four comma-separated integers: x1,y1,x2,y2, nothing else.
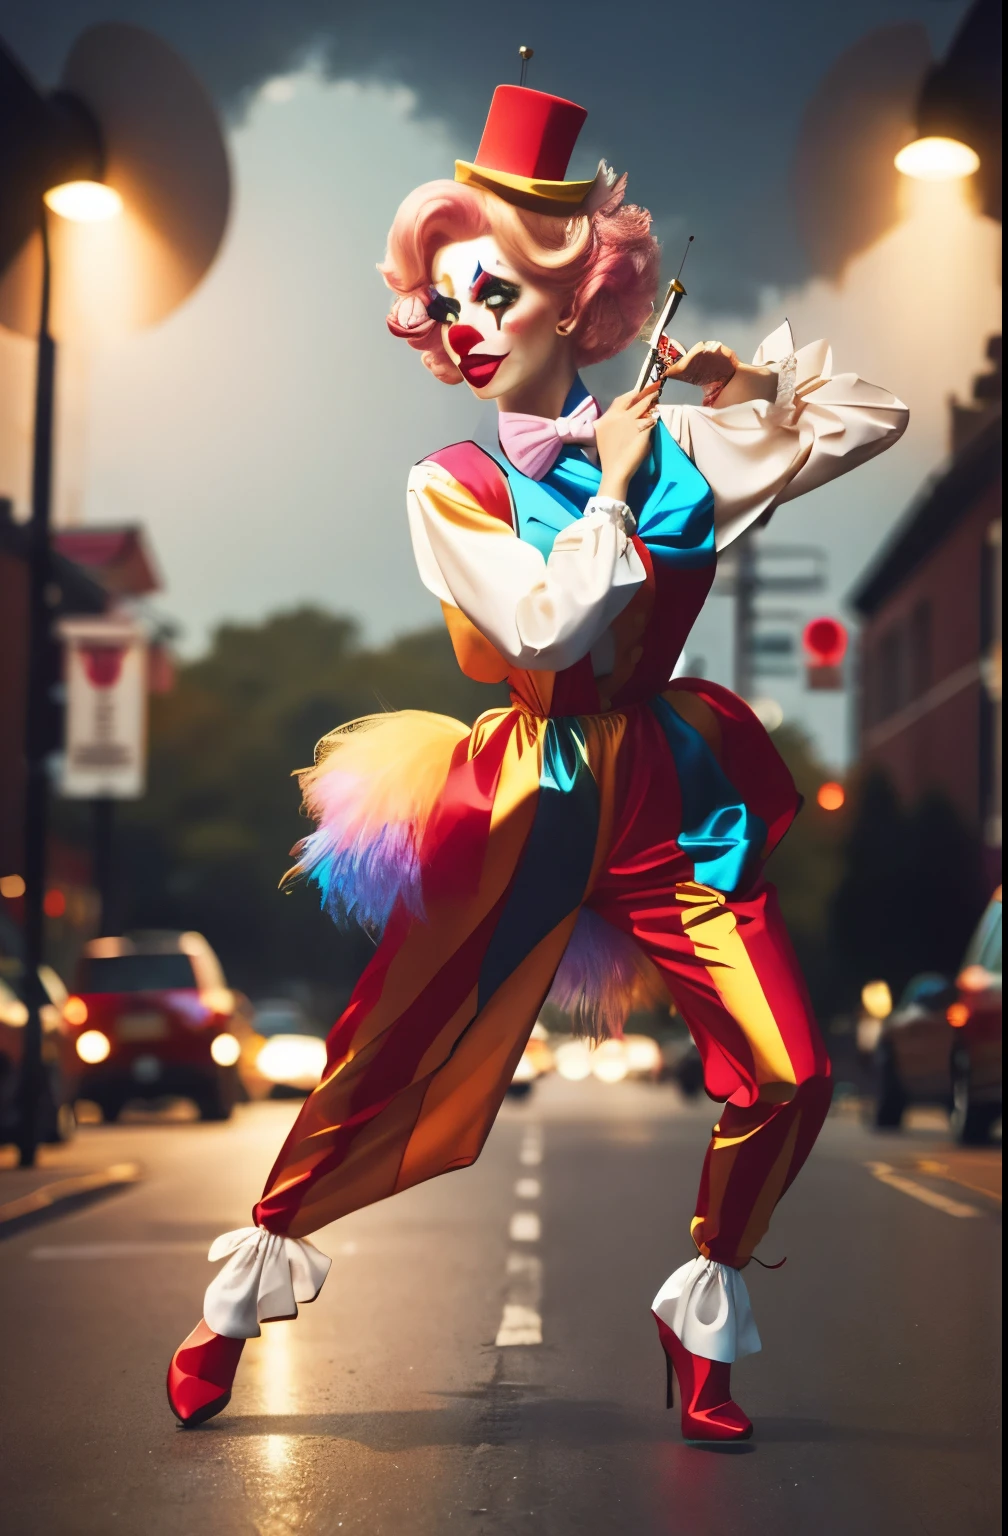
58,616,148,799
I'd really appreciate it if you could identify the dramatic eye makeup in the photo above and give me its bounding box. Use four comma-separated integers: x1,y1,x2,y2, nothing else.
470,263,521,329
426,289,461,324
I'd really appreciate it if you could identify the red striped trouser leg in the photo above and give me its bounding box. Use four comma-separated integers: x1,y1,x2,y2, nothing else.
591,875,832,1267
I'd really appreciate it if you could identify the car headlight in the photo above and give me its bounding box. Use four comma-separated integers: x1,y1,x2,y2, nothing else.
553,1039,592,1081
210,1032,241,1066
256,1035,327,1088
76,1029,111,1064
591,1039,628,1084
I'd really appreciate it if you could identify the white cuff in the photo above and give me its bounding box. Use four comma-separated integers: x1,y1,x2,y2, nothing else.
652,1256,761,1363
582,495,637,536
203,1226,332,1340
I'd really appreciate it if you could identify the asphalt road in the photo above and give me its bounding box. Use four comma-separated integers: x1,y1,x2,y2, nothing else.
0,1080,1001,1536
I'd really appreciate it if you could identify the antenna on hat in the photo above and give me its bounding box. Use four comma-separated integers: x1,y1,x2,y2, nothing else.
518,45,534,87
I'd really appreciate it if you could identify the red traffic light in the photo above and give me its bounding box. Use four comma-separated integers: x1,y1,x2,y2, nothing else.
802,618,848,667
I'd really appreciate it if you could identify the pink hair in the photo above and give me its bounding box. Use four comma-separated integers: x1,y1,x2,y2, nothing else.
379,179,660,384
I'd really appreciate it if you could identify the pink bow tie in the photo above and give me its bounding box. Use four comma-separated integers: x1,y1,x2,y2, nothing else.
498,393,600,480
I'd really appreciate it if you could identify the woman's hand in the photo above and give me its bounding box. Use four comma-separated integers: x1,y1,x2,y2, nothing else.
595,381,661,504
664,339,776,408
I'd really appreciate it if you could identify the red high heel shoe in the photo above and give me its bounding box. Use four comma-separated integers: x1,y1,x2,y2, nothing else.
167,1320,245,1427
653,1315,753,1442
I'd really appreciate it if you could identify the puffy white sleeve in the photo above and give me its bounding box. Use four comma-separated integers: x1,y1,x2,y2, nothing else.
407,459,646,671
659,320,909,551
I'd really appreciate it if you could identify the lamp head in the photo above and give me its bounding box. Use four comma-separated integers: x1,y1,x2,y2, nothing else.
44,180,123,222
894,135,980,182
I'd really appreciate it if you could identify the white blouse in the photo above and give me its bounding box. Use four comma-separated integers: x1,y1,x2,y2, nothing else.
407,322,909,671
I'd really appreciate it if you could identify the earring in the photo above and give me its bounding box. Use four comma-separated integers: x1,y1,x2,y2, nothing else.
556,320,574,337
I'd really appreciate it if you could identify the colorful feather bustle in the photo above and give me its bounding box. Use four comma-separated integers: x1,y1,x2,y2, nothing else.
283,710,469,937
285,706,668,1037
547,906,667,1042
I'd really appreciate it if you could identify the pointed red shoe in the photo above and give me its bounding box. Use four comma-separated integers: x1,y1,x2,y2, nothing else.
167,1319,245,1427
654,1315,753,1442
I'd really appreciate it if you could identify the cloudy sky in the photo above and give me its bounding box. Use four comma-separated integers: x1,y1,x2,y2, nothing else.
0,0,1001,761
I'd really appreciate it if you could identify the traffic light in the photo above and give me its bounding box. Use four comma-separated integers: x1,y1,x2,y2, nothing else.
802,617,847,690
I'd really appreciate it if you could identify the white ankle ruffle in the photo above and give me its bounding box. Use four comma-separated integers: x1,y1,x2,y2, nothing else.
652,1256,761,1364
203,1226,331,1339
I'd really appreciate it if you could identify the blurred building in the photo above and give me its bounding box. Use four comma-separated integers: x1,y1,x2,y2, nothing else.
0,499,173,968
850,338,1001,883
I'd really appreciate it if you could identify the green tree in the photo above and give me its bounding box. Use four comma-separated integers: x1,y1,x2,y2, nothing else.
118,608,507,1013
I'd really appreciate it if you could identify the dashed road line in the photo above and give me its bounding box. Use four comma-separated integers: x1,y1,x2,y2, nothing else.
496,1126,544,1346
865,1161,981,1218
508,1211,541,1243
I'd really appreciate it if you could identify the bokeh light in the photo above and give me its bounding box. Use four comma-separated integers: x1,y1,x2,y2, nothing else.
860,981,893,1020
817,782,846,811
210,1031,241,1066
76,1029,111,1063
44,180,124,222
43,888,67,918
0,874,26,899
63,995,89,1026
894,137,980,182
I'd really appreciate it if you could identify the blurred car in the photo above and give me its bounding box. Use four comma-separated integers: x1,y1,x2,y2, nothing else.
551,1031,663,1086
507,1022,555,1097
0,958,77,1145
62,931,258,1122
873,888,1002,1143
250,998,328,1098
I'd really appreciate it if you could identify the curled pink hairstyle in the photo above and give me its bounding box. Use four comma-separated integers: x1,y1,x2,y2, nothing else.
379,179,660,383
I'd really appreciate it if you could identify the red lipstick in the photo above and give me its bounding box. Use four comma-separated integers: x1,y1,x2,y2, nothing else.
448,324,507,389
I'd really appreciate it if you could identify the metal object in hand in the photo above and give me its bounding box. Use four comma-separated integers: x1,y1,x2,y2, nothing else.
635,277,686,393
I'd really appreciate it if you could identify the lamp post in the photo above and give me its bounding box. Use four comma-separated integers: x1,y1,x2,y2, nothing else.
15,187,122,1165
1,25,230,1164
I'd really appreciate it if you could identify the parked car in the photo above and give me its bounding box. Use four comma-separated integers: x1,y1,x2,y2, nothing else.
873,888,1002,1143
0,912,76,1145
62,931,259,1122
0,962,77,1145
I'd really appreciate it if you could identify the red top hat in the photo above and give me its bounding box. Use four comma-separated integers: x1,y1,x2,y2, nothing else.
455,86,601,215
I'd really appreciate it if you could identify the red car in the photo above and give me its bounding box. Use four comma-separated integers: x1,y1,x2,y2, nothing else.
62,931,257,1122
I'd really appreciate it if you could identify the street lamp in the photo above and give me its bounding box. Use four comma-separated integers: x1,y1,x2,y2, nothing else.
894,136,981,181
0,24,230,1166
43,180,124,221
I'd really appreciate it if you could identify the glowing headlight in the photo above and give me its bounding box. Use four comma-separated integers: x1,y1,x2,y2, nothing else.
591,1040,629,1084
553,1039,592,1081
623,1035,662,1075
256,1035,327,1089
76,1029,111,1064
210,1032,241,1067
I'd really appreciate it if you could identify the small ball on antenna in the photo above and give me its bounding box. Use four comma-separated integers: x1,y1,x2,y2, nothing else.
519,45,534,60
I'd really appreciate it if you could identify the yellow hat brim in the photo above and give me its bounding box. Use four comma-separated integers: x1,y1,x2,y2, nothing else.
454,160,595,216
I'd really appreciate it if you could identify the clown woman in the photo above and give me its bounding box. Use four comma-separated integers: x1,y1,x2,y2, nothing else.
168,83,907,1442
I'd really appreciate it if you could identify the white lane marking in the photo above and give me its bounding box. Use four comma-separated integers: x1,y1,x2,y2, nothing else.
495,1304,542,1346
29,1239,361,1260
519,1131,542,1167
515,1177,541,1199
865,1162,981,1218
496,1255,543,1346
508,1211,541,1243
